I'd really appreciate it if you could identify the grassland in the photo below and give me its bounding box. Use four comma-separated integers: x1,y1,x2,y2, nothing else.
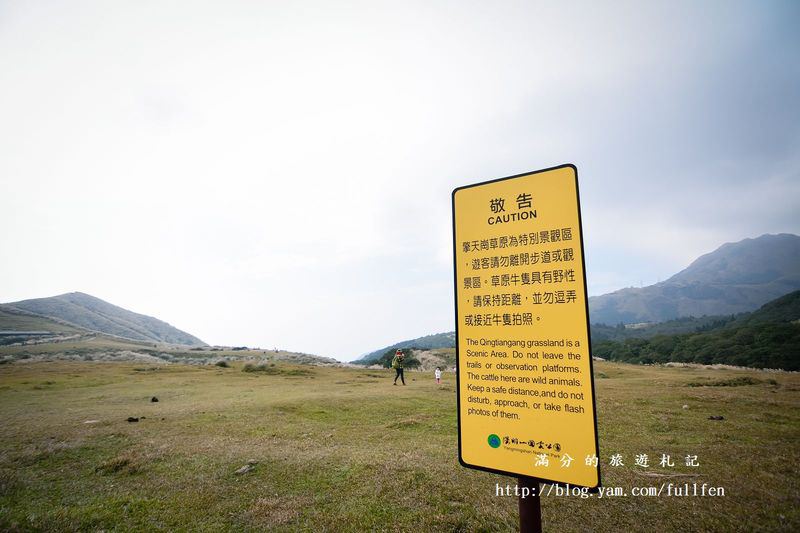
0,309,82,335
0,360,798,532
0,337,335,367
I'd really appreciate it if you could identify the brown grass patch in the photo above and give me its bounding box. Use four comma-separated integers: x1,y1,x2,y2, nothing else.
95,455,137,475
386,414,431,429
242,495,311,527
95,448,163,475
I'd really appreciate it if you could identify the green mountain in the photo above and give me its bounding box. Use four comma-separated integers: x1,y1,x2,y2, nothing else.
384,292,800,371
590,315,738,343
361,234,800,369
588,233,800,325
352,331,455,365
591,290,800,370
0,292,205,346
729,290,800,328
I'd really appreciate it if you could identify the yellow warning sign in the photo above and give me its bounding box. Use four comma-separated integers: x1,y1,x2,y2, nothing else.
452,164,600,488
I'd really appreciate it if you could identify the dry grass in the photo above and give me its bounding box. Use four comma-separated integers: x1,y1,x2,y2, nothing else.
0,360,797,531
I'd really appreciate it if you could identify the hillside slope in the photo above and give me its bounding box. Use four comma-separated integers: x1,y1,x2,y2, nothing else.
0,307,83,335
1,292,205,346
588,233,800,325
353,332,455,365
592,290,800,370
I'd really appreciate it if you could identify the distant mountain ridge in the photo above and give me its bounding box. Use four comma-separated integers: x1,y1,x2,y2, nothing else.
353,331,455,364
588,233,800,325
0,292,205,346
358,233,800,362
359,289,800,370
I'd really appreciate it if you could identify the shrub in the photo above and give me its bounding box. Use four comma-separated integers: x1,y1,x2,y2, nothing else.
243,363,279,374
687,377,761,387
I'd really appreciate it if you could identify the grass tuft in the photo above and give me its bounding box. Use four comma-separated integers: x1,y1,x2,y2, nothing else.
95,455,137,475
687,376,762,387
243,363,313,377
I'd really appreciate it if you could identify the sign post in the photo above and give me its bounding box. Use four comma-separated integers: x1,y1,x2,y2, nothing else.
452,164,600,530
518,476,542,533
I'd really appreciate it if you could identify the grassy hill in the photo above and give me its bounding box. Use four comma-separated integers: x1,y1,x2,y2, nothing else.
590,289,800,343
356,291,800,370
2,292,206,346
0,360,797,531
0,294,337,366
0,335,338,367
367,291,800,371
590,315,738,343
728,289,800,327
592,291,800,370
364,347,456,372
0,307,84,337
353,331,456,365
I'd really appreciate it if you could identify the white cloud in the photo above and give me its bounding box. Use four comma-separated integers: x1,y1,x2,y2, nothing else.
1,1,798,360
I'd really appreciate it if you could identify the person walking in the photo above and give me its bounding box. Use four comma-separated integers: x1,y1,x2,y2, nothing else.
392,349,406,385
435,367,442,385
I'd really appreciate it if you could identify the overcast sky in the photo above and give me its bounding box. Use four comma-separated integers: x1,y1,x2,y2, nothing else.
1,1,798,361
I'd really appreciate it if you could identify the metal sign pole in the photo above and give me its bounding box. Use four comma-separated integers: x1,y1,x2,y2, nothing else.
518,476,542,533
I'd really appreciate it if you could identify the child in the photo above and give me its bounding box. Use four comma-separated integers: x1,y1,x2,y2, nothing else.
435,367,442,385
